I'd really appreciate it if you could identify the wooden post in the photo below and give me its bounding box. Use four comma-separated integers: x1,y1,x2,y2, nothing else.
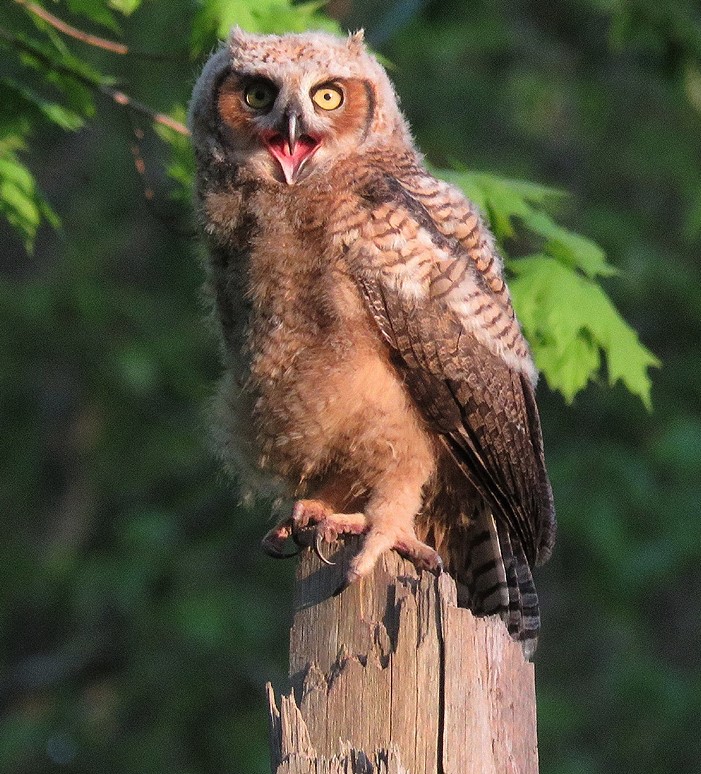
267,539,539,773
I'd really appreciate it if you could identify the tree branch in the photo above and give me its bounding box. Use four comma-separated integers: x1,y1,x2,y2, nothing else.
15,0,129,55
14,0,187,61
0,26,190,136
103,86,190,136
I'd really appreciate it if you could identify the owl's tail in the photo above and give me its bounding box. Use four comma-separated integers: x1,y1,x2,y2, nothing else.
455,505,541,660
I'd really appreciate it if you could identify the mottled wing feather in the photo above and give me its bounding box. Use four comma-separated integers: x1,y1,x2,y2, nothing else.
344,173,555,570
400,173,514,309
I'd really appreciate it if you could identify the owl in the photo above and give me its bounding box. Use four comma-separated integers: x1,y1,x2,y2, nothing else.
189,28,556,656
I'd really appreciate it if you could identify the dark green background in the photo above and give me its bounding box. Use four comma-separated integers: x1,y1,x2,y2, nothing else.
1,0,700,772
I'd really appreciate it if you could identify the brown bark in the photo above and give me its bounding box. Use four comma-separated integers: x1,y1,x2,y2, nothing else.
267,540,538,774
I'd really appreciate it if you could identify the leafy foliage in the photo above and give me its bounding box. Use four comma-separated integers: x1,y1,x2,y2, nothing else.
0,143,58,250
444,169,658,404
191,0,339,54
509,255,659,405
1,1,698,774
0,0,656,405
0,2,108,249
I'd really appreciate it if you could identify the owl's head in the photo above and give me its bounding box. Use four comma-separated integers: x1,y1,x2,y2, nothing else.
189,29,411,186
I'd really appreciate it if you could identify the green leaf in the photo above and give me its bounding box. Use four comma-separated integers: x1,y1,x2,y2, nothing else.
521,209,618,278
0,152,59,251
8,32,105,118
10,30,109,87
510,255,660,407
66,0,121,32
109,0,143,15
534,333,602,400
191,0,339,54
0,78,84,132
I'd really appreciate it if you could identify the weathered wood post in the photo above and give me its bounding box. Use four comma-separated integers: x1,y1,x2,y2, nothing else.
267,539,538,773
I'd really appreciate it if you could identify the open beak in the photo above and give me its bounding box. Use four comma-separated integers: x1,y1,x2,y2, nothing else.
286,112,299,156
264,111,320,185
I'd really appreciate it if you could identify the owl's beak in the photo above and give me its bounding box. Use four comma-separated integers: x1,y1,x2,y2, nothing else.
263,111,320,185
286,112,300,156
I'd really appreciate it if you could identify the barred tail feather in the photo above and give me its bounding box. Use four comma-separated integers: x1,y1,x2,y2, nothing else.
456,511,508,614
496,524,541,658
454,505,542,659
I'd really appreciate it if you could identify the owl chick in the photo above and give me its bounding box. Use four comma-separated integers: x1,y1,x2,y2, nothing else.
189,28,556,655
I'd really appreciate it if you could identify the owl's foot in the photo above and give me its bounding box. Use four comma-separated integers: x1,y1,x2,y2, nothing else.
262,501,443,591
260,499,366,562
290,500,368,566
260,518,300,559
334,527,443,595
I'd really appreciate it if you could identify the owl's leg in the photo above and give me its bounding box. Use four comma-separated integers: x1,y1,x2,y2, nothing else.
261,476,366,560
289,500,367,565
261,518,300,559
262,472,442,585
339,476,443,592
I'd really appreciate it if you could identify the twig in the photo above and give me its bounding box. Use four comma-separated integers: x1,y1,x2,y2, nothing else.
103,86,190,136
14,0,187,61
0,26,190,136
15,0,128,54
1,23,193,234
122,109,197,236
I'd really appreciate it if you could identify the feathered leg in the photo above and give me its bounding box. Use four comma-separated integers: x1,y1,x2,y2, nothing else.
262,460,442,583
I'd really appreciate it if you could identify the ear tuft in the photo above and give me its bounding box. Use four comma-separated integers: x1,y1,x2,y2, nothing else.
228,25,248,50
347,29,365,52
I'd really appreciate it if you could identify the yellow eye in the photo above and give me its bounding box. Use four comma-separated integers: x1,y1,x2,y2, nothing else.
244,82,277,110
312,85,343,111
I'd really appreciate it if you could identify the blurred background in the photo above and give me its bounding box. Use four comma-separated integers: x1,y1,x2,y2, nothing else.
1,0,700,772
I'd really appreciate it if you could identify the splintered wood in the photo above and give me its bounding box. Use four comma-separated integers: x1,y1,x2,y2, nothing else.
267,542,538,774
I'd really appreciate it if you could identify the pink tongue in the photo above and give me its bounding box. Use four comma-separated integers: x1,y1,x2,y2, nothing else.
267,135,319,183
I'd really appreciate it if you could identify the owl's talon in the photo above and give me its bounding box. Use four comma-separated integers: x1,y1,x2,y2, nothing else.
314,532,336,566
261,521,300,559
431,555,444,576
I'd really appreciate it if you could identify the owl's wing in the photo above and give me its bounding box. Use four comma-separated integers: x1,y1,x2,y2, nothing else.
398,173,514,310
340,173,555,570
